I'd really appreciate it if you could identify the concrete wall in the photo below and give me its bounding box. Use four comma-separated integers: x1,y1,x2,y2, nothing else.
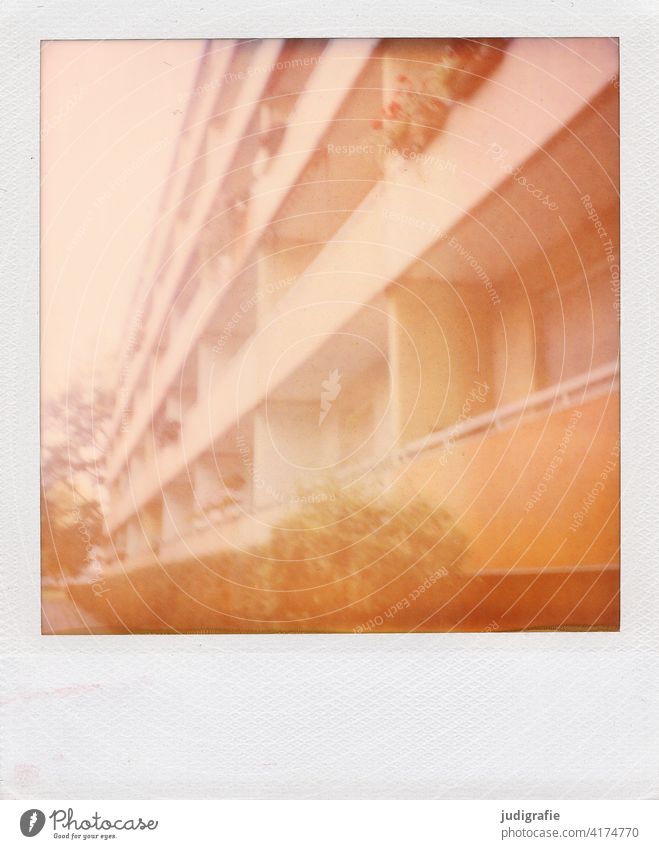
395,390,619,573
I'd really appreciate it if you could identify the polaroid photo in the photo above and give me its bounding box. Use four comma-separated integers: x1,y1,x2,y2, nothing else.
2,0,657,806
41,36,619,635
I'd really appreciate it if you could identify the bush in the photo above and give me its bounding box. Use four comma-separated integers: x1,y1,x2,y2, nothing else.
68,480,469,633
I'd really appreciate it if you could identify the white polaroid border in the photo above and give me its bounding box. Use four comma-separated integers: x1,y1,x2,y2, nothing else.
1,0,657,799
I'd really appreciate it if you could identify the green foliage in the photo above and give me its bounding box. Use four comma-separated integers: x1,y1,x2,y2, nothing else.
41,382,112,580
68,479,468,632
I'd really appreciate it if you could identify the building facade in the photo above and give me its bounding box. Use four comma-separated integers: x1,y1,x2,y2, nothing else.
104,38,620,625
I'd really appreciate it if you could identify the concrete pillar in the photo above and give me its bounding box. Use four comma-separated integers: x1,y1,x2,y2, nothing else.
124,518,144,559
161,481,192,545
140,500,162,553
492,293,536,406
122,500,161,559
251,401,316,509
389,271,486,444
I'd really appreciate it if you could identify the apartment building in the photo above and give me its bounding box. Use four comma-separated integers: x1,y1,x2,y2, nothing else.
105,38,619,604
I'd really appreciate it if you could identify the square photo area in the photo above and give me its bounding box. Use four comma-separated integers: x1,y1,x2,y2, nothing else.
41,37,620,633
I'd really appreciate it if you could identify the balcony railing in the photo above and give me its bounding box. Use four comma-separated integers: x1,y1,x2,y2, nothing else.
398,359,619,464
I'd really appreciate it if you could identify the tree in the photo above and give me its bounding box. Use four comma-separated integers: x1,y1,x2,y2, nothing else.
41,381,113,581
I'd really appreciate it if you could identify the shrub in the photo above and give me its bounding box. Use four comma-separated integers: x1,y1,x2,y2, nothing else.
68,479,469,633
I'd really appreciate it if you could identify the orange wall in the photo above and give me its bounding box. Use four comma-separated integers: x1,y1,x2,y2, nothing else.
396,391,619,573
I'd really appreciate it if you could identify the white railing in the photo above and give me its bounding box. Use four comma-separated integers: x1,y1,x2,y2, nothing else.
397,359,619,464
112,361,619,562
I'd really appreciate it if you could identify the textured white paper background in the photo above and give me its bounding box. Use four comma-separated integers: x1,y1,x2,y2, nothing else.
1,0,658,799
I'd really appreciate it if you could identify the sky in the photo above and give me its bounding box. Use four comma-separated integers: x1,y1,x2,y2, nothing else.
41,39,202,399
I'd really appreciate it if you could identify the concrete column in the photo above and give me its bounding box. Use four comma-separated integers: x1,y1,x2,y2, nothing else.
251,401,315,510
492,293,536,406
124,518,144,559
140,500,162,553
161,481,192,545
192,454,219,510
389,271,485,444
